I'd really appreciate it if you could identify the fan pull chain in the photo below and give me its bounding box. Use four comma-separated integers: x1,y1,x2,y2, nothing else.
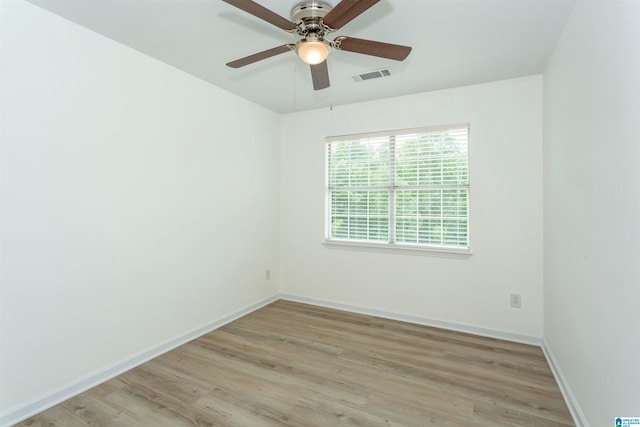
329,59,334,111
293,61,297,110
330,85,333,111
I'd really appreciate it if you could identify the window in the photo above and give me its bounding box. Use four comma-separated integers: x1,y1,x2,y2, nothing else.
325,124,469,252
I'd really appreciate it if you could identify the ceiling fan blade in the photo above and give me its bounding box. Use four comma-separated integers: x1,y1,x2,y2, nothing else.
334,36,411,61
226,44,295,68
222,0,298,31
310,61,330,90
321,0,379,30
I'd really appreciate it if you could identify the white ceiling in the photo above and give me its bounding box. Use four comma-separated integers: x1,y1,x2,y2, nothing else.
27,0,575,113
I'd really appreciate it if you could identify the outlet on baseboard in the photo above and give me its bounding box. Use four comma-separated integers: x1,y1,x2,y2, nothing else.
510,293,522,308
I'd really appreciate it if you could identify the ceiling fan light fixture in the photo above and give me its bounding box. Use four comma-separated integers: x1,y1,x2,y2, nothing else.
223,0,412,91
296,40,331,65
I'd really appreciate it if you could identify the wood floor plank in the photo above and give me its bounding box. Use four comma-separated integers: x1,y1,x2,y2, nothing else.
364,391,476,426
58,394,141,426
287,393,406,427
195,386,296,427
82,378,128,400
14,300,574,426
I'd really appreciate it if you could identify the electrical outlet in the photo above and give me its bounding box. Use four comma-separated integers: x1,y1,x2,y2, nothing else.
265,270,270,280
510,293,522,308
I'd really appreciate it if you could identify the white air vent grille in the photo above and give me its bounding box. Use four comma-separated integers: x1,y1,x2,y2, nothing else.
352,68,392,82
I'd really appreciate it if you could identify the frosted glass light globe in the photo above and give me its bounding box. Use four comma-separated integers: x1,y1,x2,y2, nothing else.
296,40,331,65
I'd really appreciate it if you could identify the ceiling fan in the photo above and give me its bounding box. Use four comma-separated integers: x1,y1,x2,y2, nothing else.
222,0,412,90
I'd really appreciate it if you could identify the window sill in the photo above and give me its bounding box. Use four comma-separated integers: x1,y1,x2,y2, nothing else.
322,240,472,259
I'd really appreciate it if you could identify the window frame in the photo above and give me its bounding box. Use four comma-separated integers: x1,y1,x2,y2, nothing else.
324,123,471,256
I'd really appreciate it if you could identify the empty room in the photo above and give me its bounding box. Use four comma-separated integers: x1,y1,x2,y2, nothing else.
1,0,638,426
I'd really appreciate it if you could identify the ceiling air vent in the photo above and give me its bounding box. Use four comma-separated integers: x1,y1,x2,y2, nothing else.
352,68,392,82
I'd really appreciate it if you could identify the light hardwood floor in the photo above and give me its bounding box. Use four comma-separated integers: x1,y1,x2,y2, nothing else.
16,300,574,426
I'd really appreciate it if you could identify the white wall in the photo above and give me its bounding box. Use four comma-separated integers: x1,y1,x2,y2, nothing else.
280,76,544,339
543,1,640,425
11,0,639,424
0,0,279,416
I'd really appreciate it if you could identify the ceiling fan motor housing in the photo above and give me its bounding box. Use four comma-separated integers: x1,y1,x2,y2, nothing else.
223,0,412,91
290,1,333,38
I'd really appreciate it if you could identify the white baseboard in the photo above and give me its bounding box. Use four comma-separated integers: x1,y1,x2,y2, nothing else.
541,339,589,427
0,294,279,427
279,292,542,346
281,293,589,425
3,293,584,427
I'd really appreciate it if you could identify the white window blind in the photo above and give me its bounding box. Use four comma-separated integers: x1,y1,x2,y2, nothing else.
325,124,469,251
